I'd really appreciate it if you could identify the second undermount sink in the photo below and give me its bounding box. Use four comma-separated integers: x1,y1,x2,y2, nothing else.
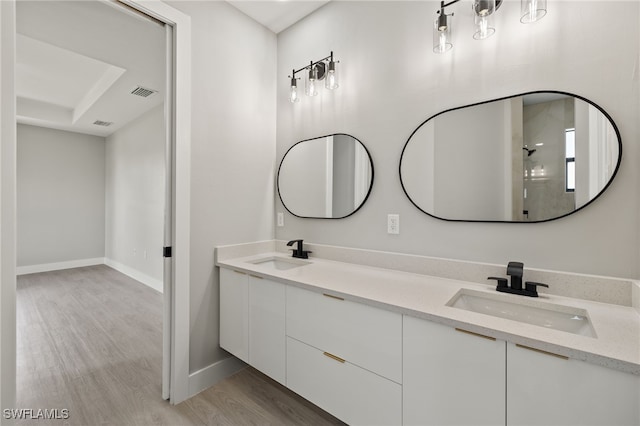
250,256,310,271
447,289,596,338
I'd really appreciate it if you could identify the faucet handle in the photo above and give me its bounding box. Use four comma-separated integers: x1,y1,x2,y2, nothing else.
524,281,549,297
488,276,508,289
507,261,524,276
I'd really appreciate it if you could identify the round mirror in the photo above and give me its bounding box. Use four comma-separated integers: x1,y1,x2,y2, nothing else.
278,134,374,219
400,91,621,222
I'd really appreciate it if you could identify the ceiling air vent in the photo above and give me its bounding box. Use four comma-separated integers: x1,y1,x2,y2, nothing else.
130,86,158,98
93,120,113,127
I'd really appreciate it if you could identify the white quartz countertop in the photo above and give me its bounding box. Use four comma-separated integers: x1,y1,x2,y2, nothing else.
216,252,640,375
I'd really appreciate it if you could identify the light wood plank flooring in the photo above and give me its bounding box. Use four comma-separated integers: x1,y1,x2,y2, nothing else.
17,265,343,425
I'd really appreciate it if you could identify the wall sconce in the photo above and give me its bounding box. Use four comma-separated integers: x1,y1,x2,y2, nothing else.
289,52,339,103
433,0,547,53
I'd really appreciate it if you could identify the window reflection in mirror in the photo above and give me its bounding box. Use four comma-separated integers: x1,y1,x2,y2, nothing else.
278,134,374,219
400,92,620,222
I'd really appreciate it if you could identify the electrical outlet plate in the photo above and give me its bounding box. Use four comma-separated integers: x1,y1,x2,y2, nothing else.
387,214,400,234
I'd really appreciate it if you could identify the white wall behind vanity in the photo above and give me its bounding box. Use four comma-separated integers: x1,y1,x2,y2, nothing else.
275,1,640,279
166,1,277,374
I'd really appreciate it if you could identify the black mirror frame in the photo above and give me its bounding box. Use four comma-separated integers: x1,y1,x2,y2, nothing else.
399,90,622,223
277,133,375,219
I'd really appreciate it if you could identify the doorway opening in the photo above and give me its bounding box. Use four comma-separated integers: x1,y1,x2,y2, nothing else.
14,0,173,412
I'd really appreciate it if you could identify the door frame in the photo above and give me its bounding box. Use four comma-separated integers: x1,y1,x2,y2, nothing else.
0,0,192,408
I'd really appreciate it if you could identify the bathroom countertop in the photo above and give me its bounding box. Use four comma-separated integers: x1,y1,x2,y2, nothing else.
216,252,640,375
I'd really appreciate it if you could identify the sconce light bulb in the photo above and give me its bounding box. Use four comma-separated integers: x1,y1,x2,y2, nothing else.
306,65,319,96
290,85,299,103
307,79,318,97
325,61,339,90
473,14,495,39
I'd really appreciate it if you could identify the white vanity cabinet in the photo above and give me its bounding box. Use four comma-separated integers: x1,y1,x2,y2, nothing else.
219,268,286,384
507,342,640,426
403,315,506,426
220,261,640,426
285,285,403,425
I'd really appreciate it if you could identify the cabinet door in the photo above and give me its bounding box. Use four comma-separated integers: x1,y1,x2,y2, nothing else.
507,342,640,426
219,268,249,362
403,316,506,426
249,275,285,385
287,337,402,426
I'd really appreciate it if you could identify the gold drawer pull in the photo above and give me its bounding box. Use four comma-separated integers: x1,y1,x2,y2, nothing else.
516,344,568,360
233,270,246,275
323,293,344,301
455,328,496,341
323,352,346,363
249,274,263,279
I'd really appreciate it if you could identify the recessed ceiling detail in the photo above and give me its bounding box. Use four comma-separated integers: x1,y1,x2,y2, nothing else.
16,1,166,137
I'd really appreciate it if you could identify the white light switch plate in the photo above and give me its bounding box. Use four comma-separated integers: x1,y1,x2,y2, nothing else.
277,212,284,227
387,214,400,234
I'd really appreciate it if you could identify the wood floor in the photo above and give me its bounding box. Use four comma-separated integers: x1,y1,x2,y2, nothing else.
17,265,343,425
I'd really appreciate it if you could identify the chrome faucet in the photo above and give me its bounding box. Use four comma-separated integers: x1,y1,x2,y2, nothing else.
287,239,311,259
488,261,549,297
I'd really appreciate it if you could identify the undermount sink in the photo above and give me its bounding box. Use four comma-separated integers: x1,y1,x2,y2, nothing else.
447,289,596,337
250,256,310,271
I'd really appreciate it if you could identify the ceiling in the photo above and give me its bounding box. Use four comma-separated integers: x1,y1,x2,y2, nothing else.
226,1,329,34
16,1,165,137
15,1,328,137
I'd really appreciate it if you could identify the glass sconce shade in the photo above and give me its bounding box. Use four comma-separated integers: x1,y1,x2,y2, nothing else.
325,60,339,90
473,0,496,40
433,11,453,53
520,0,547,23
433,13,453,53
305,66,318,97
289,77,300,103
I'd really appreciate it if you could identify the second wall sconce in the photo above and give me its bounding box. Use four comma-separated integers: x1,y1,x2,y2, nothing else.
289,51,339,103
433,0,547,53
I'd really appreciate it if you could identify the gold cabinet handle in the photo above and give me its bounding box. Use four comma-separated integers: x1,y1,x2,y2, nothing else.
455,328,496,341
249,274,263,279
516,344,568,360
323,352,346,363
233,270,246,275
323,293,344,301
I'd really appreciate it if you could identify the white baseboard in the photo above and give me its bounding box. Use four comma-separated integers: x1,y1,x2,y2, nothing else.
188,356,246,398
17,257,105,275
104,258,163,293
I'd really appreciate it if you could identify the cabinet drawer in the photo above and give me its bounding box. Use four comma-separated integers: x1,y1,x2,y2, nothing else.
286,285,402,383
286,337,402,426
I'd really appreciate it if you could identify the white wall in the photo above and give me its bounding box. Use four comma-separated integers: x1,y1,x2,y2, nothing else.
17,124,105,267
276,1,640,279
167,1,277,374
105,106,165,290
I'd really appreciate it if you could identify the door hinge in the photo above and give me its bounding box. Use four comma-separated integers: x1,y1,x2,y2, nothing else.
163,246,172,258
